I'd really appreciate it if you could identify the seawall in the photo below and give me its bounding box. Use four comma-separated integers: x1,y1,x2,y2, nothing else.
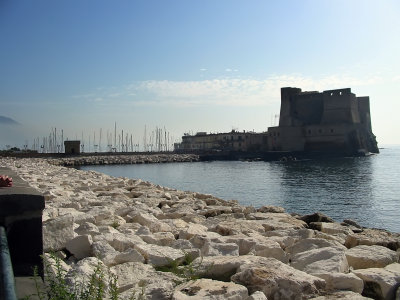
1,157,399,299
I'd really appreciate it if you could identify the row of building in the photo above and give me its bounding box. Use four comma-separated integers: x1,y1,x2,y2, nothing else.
174,87,379,155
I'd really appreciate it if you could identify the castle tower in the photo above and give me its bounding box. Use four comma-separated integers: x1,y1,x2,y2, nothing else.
279,87,302,127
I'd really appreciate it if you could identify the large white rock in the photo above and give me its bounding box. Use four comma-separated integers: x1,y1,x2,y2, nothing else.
286,238,346,256
94,232,144,252
202,241,239,256
251,240,288,263
246,291,268,300
113,248,145,265
64,257,109,289
309,291,373,299
314,272,364,293
195,256,325,300
319,222,353,235
172,279,249,300
65,235,93,260
43,214,75,252
74,222,100,237
346,245,399,269
140,231,176,247
345,229,400,250
353,263,400,300
222,235,288,262
111,262,180,299
134,243,185,267
179,223,208,240
291,246,349,274
131,212,172,232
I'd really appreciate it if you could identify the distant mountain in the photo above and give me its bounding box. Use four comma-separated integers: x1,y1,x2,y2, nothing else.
0,116,19,125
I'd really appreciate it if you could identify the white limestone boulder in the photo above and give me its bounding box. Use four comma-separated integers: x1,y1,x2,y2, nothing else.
58,208,96,225
319,222,353,235
43,214,75,252
247,212,307,231
134,243,185,267
314,272,364,293
74,222,100,237
231,259,325,299
346,245,399,269
171,239,201,261
210,219,266,236
179,223,208,240
257,205,285,213
140,231,176,247
64,257,109,289
291,246,349,274
251,240,288,263
246,291,268,300
113,248,145,265
43,253,71,279
202,241,239,256
111,262,180,299
352,263,400,300
345,229,400,250
286,238,346,257
195,256,325,299
172,279,249,300
131,212,172,232
65,235,93,260
309,291,373,299
94,232,144,252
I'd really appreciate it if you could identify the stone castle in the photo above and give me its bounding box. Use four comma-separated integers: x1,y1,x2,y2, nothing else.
175,87,379,156
267,87,378,154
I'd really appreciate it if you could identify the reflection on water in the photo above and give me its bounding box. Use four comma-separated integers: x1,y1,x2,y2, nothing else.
81,147,400,232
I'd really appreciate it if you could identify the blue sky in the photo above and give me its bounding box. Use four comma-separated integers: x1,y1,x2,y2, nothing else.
1,0,399,149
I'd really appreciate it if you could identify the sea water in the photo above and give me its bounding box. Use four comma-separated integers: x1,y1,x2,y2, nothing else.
80,146,400,233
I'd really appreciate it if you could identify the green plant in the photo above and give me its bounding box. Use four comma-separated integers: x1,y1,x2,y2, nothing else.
155,253,204,283
110,220,120,229
28,253,146,300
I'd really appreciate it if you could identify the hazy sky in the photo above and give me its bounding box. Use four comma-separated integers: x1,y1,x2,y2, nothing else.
1,0,399,149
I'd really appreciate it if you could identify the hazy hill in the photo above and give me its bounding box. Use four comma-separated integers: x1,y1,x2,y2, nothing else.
0,116,19,125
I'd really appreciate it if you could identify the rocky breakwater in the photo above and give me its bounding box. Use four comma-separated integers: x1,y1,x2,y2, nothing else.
46,153,199,167
1,157,400,300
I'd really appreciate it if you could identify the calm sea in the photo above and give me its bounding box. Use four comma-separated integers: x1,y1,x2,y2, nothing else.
80,146,400,233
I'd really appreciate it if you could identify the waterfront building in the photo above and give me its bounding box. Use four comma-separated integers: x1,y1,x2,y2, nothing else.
175,87,379,156
175,131,268,152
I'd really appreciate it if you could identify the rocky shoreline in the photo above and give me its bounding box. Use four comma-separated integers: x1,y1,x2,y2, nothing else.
44,153,200,167
1,157,400,299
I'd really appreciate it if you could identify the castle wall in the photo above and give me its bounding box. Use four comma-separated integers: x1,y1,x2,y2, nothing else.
293,92,324,125
267,126,304,151
279,87,301,127
357,96,372,131
321,88,360,124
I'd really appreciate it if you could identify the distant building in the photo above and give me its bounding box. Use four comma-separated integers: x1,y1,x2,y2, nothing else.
267,87,378,154
174,87,378,156
64,140,80,154
174,130,268,152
